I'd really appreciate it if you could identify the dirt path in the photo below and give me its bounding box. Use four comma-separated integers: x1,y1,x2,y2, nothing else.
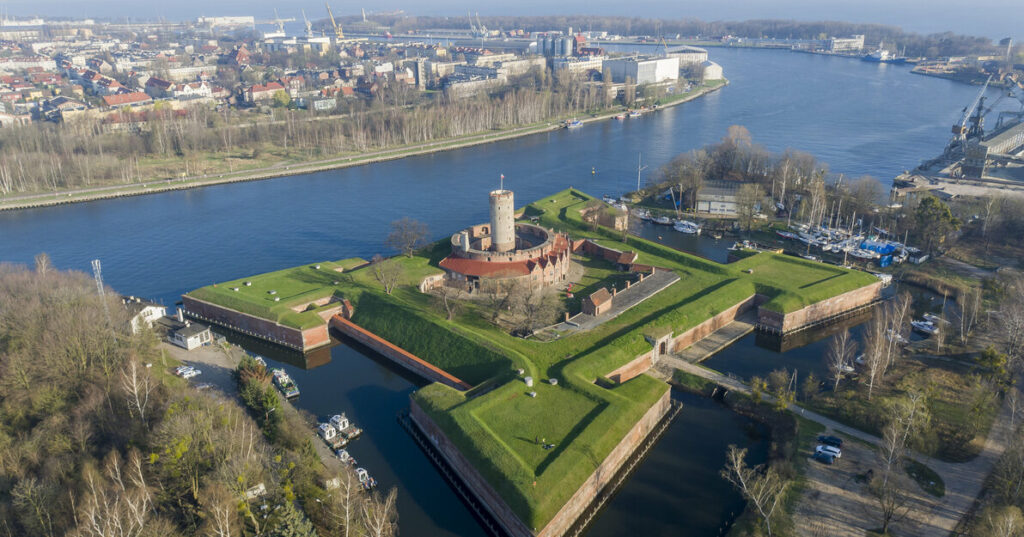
670,359,1013,535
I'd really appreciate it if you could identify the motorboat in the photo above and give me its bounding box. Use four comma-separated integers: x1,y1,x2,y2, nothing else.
356,468,377,490
911,320,940,336
922,312,945,325
653,216,672,225
673,220,701,234
632,208,652,220
336,449,357,466
776,230,799,240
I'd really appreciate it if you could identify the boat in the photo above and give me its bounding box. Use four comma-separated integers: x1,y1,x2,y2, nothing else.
801,254,821,262
653,216,672,225
776,230,800,240
911,320,940,336
863,49,907,63
330,413,363,442
673,220,701,234
922,312,946,325
632,208,652,220
564,119,583,129
271,368,300,398
849,249,876,260
602,195,617,204
356,468,377,490
872,273,894,286
336,449,357,466
628,110,642,118
840,364,856,374
886,330,908,344
318,423,337,442
614,113,626,120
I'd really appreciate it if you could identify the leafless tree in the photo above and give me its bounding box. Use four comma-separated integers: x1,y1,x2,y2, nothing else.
955,288,983,346
326,470,363,537
1000,280,1024,365
434,285,462,321
120,357,154,424
735,183,764,231
74,449,153,537
385,218,429,258
361,488,398,537
507,282,565,336
971,506,1024,537
371,257,403,295
721,445,786,537
826,328,856,391
867,472,913,535
1010,387,1022,429
861,313,888,400
33,253,51,276
883,292,912,370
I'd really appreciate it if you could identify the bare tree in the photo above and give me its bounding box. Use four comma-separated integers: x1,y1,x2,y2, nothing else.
74,449,153,537
120,357,154,424
434,285,462,321
971,506,1024,537
955,288,983,346
721,445,786,537
361,488,398,537
1000,280,1024,365
385,218,429,258
507,282,564,336
326,471,363,537
883,292,911,371
861,313,887,400
371,257,403,295
735,183,764,231
33,253,51,276
826,328,856,391
867,472,912,535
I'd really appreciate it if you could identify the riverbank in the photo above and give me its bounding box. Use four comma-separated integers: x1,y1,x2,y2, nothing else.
0,80,727,212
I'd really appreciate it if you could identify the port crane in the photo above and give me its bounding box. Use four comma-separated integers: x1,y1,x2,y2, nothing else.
947,75,992,155
325,2,344,40
257,10,295,32
301,9,313,38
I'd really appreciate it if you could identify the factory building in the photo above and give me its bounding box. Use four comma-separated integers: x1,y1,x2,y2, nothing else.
603,56,679,85
700,60,724,81
439,189,572,292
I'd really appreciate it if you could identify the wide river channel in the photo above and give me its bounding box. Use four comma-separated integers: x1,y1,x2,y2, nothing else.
0,47,994,536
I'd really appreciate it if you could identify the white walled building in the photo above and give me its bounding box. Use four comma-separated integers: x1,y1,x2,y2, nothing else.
603,56,679,85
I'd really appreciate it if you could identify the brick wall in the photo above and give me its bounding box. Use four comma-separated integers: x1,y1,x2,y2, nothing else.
606,352,653,384
758,281,882,332
182,295,319,351
671,295,758,352
410,388,671,537
330,315,471,391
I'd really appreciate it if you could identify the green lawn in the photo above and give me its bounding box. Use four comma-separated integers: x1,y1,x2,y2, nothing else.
187,187,879,531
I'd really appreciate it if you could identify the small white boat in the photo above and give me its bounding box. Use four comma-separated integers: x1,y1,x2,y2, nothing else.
922,312,945,325
628,110,641,118
673,220,701,234
602,195,617,204
336,449,357,466
356,468,377,490
911,320,940,336
801,254,821,262
318,423,337,441
776,230,799,240
872,273,893,286
632,208,652,220
840,364,856,374
653,216,672,225
886,330,908,344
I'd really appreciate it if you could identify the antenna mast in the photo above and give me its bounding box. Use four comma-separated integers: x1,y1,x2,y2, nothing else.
91,259,112,328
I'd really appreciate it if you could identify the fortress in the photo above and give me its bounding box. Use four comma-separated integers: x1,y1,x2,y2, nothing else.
439,189,572,292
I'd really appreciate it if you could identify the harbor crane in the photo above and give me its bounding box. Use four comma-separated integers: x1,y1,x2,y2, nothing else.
325,2,344,40
947,75,992,155
257,9,295,32
301,9,313,38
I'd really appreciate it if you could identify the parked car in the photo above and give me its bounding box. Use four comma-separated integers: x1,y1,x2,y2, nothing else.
815,445,842,459
812,451,835,465
181,369,202,379
817,435,844,448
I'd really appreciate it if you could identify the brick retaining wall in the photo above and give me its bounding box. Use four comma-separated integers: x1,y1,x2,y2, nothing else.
330,315,471,391
410,389,671,537
671,295,758,352
758,281,883,333
182,295,329,351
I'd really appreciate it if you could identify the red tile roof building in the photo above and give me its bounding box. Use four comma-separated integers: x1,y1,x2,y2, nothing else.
102,92,152,109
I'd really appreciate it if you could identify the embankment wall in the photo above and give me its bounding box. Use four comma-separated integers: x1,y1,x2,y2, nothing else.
182,295,330,351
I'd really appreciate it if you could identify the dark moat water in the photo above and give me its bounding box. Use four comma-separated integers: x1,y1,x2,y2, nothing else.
0,47,989,536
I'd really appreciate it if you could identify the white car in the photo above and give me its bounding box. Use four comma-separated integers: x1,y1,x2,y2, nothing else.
815,445,841,459
181,369,202,379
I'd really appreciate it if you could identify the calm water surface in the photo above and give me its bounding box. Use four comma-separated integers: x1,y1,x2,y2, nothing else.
0,48,988,536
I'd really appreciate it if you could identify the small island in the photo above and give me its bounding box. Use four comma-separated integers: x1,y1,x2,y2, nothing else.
182,187,880,536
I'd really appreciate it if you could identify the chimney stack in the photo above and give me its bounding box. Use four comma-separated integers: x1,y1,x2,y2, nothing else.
176,308,184,323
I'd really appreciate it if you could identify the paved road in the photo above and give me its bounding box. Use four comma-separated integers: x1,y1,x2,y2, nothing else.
667,358,1015,535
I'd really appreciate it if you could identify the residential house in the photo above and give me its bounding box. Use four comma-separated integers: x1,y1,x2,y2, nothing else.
245,81,285,103
122,296,167,335
144,76,174,98
102,91,152,109
582,288,613,316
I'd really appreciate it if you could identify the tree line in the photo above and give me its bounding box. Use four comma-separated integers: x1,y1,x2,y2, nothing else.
0,259,396,537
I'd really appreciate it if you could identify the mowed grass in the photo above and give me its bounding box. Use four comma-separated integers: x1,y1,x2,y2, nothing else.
472,381,602,470
189,187,880,531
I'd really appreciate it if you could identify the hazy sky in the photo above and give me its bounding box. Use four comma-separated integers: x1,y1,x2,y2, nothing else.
2,0,1021,40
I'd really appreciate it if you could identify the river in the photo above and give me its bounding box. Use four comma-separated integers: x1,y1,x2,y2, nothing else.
0,47,990,536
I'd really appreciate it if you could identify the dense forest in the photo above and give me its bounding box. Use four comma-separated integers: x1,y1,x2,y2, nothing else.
0,260,396,537
373,15,1013,58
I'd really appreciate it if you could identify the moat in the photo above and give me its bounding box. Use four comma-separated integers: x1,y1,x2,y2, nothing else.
0,47,993,536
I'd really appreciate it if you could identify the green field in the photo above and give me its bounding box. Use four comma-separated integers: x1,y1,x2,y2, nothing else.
184,188,877,530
